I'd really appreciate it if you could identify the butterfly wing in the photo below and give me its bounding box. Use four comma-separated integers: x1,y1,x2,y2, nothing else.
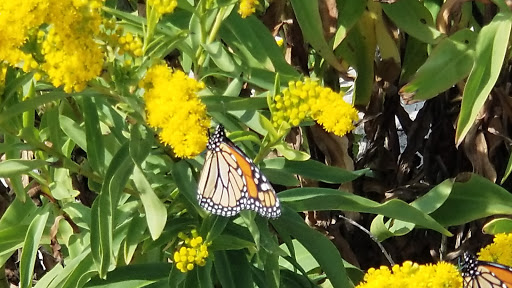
197,125,281,218
462,253,512,288
222,141,280,218
197,145,244,217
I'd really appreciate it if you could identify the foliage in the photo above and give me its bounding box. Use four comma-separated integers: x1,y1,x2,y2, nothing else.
1,0,512,288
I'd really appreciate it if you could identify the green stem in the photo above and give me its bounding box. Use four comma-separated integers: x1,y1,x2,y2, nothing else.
196,6,228,68
253,132,284,164
143,4,159,55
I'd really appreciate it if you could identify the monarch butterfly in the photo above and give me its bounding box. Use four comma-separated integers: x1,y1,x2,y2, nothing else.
197,125,281,218
462,252,512,288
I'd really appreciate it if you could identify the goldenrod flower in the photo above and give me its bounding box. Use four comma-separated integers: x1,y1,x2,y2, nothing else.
478,233,512,266
173,230,210,273
0,0,48,67
356,261,462,288
147,0,178,17
0,0,105,93
141,64,210,158
0,64,7,96
118,32,144,57
41,0,105,93
270,78,359,137
238,0,259,18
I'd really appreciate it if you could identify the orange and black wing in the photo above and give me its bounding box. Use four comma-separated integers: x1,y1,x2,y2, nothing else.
197,125,281,218
462,252,512,288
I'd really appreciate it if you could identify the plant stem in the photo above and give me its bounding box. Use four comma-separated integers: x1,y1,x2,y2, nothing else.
196,6,227,68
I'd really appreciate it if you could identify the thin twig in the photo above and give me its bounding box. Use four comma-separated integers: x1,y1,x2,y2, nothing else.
338,214,395,266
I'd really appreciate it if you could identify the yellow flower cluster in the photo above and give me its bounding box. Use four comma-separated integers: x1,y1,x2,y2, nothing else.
0,0,48,68
478,233,512,266
41,0,105,93
147,0,178,16
270,78,359,137
0,0,105,93
356,261,462,288
118,32,143,57
0,64,7,96
173,230,210,273
100,18,143,58
238,0,259,18
140,64,210,158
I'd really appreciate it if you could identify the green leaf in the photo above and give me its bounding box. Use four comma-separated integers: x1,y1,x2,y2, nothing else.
128,123,166,239
214,250,253,288
400,36,428,84
400,29,476,102
82,96,105,175
222,13,298,76
123,214,146,264
289,0,345,72
58,252,97,288
208,234,255,251
59,115,87,150
260,167,300,187
279,239,323,272
0,85,62,125
202,215,229,243
274,208,352,288
482,218,512,235
0,71,36,111
273,143,310,161
3,136,27,202
0,197,36,229
36,249,89,288
132,166,167,240
19,207,49,288
167,266,187,287
202,42,241,73
332,0,366,48
263,158,367,184
196,261,214,288
338,16,374,106
382,1,443,44
456,13,512,145
84,263,173,287
370,179,454,240
0,159,48,177
200,95,269,112
49,168,80,200
172,160,202,215
431,174,512,226
33,264,63,288
279,187,451,235
0,226,30,261
502,152,512,184
91,143,134,278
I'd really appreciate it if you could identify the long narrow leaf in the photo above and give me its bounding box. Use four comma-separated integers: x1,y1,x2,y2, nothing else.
91,143,133,278
82,96,105,175
289,0,345,72
456,13,512,144
279,187,451,235
19,207,49,288
0,159,48,177
132,166,167,239
274,208,352,288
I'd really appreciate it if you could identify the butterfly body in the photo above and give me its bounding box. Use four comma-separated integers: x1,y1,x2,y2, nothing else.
462,252,512,288
197,125,281,218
